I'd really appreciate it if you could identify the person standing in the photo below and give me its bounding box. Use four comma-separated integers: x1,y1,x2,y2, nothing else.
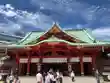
95,70,100,83
70,71,75,82
8,74,14,83
53,72,57,83
45,72,50,83
43,72,47,82
36,71,43,83
59,72,63,83
45,72,54,83
49,72,55,83
56,70,60,83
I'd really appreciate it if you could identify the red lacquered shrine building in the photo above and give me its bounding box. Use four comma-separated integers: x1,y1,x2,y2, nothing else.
2,24,110,76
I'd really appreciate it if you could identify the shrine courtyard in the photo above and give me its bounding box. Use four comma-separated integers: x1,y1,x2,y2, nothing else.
19,76,109,83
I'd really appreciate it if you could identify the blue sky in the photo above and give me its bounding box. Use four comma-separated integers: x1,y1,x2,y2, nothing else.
0,0,110,41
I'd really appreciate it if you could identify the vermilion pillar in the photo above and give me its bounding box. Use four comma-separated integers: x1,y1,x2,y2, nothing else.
92,55,96,71
37,45,42,72
27,53,31,75
80,56,84,76
15,53,19,75
16,53,19,67
67,46,72,73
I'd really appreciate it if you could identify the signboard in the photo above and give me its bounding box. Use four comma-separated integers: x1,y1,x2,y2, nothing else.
70,57,92,62
20,58,28,63
83,57,92,62
43,58,67,63
70,57,80,62
31,58,39,63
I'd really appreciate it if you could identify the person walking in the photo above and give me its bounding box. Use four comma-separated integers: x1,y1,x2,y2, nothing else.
53,72,57,83
70,71,75,82
49,71,55,83
13,77,20,83
59,72,63,83
95,70,100,83
45,72,54,83
8,74,14,83
56,70,60,83
43,72,47,82
36,71,43,83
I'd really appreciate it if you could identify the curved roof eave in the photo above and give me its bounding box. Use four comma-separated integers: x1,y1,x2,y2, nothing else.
3,40,110,49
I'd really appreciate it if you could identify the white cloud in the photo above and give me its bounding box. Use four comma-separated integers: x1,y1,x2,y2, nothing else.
0,1,110,41
92,27,110,41
0,4,16,17
31,0,90,18
3,10,17,17
76,24,83,29
0,4,54,36
92,27,110,36
5,4,14,10
30,0,105,26
0,23,21,33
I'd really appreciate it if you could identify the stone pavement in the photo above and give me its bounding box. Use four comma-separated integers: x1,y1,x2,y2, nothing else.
19,76,107,83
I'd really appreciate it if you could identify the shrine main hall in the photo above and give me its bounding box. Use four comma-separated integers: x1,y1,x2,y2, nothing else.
0,24,110,76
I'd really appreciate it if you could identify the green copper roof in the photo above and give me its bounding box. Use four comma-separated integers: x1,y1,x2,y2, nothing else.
65,29,95,43
17,24,110,45
18,29,95,45
17,35,110,47
18,29,110,45
18,31,43,45
8,36,110,48
0,33,22,43
34,36,109,46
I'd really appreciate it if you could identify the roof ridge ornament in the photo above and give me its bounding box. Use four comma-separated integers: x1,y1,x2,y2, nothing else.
53,22,59,27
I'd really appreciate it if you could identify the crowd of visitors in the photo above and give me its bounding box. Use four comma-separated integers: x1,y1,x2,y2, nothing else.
0,69,21,83
0,68,76,83
7,73,20,83
36,69,75,83
0,68,104,83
